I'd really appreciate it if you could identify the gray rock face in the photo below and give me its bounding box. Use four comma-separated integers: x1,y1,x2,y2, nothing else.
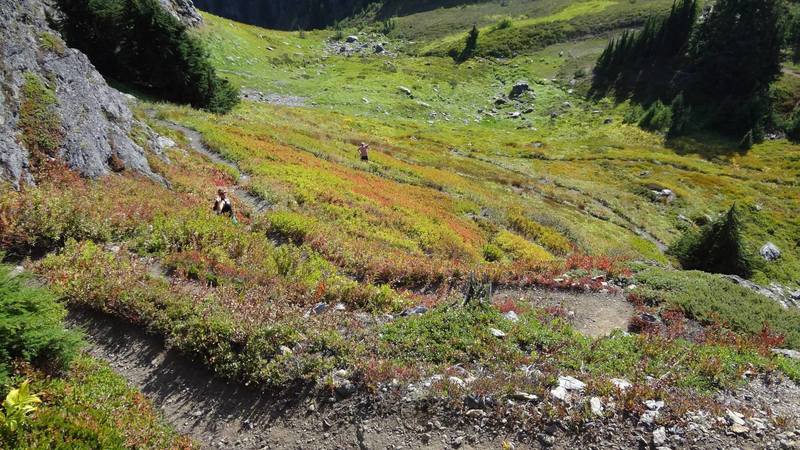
722,275,799,310
158,0,203,27
0,0,160,186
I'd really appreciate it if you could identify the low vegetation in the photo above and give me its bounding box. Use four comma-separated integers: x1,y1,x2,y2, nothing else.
0,262,189,448
18,73,62,170
632,267,800,349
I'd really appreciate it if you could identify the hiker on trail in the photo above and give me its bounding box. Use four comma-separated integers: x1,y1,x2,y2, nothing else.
358,142,370,162
213,188,234,218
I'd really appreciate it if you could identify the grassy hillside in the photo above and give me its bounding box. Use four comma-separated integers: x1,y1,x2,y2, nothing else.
195,12,800,284
3,3,800,443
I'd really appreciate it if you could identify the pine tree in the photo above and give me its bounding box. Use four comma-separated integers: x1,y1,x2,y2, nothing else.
689,0,785,135
459,25,480,61
668,92,691,137
668,205,752,277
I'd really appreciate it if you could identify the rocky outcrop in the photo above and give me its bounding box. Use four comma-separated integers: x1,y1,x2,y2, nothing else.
0,0,162,186
158,0,203,27
193,0,376,30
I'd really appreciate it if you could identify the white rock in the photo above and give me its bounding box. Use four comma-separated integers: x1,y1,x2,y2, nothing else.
640,410,659,426
645,400,665,411
653,427,667,446
157,136,176,149
489,328,507,338
726,409,746,426
510,391,538,402
504,311,520,322
731,423,750,434
448,376,466,388
558,376,586,391
611,378,632,390
590,397,604,416
550,386,568,401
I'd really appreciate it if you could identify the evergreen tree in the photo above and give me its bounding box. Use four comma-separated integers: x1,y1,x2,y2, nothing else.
689,0,786,135
668,92,691,137
668,205,752,277
592,0,697,94
458,25,479,61
58,0,239,113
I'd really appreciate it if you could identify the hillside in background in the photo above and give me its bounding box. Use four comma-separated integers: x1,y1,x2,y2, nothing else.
3,0,800,448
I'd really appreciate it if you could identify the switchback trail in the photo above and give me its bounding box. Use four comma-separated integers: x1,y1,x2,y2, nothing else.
151,112,273,214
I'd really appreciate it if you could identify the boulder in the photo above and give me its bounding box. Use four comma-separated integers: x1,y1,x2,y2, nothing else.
773,348,800,359
761,242,781,261
509,81,531,99
345,35,359,43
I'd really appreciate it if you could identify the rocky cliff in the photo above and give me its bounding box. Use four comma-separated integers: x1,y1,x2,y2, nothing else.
158,0,203,27
0,0,200,187
193,0,376,30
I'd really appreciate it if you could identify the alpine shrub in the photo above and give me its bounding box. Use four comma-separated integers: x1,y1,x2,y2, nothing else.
0,264,82,386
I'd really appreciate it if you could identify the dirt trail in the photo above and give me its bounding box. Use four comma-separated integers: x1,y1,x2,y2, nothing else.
66,308,505,449
155,116,272,214
495,288,634,337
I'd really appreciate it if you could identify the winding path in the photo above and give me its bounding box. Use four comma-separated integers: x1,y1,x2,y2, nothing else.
154,115,273,214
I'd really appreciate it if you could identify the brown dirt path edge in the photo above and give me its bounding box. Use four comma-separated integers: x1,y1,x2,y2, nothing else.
495,288,634,338
65,308,509,449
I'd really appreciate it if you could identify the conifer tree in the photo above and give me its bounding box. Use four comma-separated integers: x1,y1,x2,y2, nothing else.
459,25,480,61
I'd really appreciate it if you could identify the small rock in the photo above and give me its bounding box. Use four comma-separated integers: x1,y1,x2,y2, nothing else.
537,433,555,447
509,81,531,99
309,302,328,316
510,391,538,402
504,311,520,322
550,386,568,401
401,305,428,316
558,376,586,391
645,400,665,411
448,376,466,388
653,427,667,446
590,397,604,416
374,44,385,53
489,328,506,338
465,409,484,418
279,345,293,356
726,410,746,426
731,424,750,434
603,117,613,124
345,35,359,43
398,86,413,97
640,410,659,426
156,136,176,149
773,348,800,359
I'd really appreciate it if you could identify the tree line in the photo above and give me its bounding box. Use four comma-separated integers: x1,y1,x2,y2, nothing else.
592,0,793,147
58,0,239,114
